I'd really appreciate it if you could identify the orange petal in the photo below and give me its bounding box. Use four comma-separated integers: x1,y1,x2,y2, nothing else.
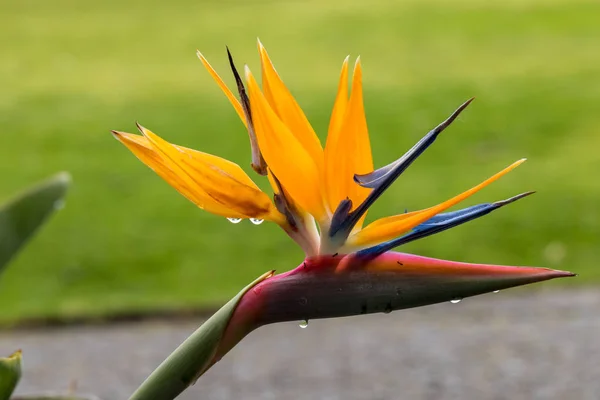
114,129,282,223
245,67,326,220
323,56,349,215
350,159,527,247
324,58,373,226
197,51,246,127
257,40,323,173
113,131,239,217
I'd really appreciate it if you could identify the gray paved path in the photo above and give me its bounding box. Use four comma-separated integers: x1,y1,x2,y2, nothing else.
1,288,599,400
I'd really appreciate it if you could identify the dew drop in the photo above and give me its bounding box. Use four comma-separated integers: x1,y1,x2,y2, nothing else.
450,298,462,304
299,320,308,329
250,218,264,225
227,218,242,224
493,290,500,294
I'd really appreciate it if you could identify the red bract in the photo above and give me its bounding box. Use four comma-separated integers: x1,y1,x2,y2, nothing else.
215,253,574,365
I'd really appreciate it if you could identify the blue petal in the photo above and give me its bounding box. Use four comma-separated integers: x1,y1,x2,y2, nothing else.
329,98,474,241
357,192,534,258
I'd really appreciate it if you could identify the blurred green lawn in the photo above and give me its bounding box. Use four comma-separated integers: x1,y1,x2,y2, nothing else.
0,0,598,324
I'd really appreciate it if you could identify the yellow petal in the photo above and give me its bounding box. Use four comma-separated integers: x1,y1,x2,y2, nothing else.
257,40,323,172
114,129,283,223
113,131,239,217
245,67,327,220
362,208,429,229
350,159,527,247
323,56,349,215
139,126,279,220
323,58,373,227
197,51,246,127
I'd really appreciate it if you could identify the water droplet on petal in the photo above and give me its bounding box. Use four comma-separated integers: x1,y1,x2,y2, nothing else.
299,320,308,329
53,200,65,210
250,218,264,225
493,290,500,293
227,218,242,224
450,298,462,304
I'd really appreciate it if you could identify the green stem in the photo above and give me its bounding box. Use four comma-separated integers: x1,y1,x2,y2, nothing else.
128,271,273,400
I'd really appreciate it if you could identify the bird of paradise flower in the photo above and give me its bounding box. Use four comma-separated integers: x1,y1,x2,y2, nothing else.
114,41,574,400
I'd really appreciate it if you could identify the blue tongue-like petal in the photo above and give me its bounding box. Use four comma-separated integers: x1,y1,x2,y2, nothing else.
356,191,535,258
353,97,474,189
328,98,474,242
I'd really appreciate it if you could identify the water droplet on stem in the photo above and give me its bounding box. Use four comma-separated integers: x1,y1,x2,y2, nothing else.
299,320,308,329
450,298,462,304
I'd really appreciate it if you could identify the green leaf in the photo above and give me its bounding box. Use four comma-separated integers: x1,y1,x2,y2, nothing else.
0,172,70,274
128,270,274,400
0,350,22,400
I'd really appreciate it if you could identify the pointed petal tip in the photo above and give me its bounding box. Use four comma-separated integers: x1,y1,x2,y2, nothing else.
547,269,577,278
495,190,536,207
111,130,132,144
436,97,475,131
135,121,145,134
454,97,475,113
508,158,527,169
226,47,237,71
244,64,252,79
501,265,576,283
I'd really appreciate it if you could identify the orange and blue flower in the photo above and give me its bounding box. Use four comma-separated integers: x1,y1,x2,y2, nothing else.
114,42,574,384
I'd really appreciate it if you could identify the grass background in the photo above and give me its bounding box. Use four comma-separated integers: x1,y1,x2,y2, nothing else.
0,0,598,324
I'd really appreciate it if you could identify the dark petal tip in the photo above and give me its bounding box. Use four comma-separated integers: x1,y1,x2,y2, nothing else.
135,121,145,133
226,47,268,175
354,97,475,189
494,191,535,207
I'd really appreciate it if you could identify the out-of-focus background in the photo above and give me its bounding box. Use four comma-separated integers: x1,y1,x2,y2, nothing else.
1,0,599,398
1,0,598,324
